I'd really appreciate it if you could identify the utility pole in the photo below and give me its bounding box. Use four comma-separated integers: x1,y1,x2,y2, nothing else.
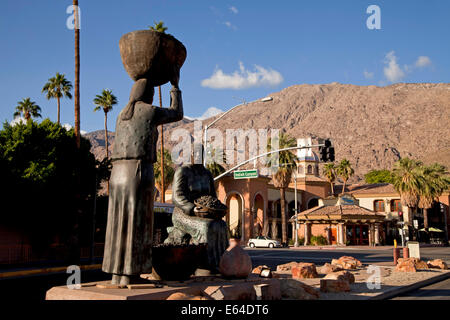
294,169,299,247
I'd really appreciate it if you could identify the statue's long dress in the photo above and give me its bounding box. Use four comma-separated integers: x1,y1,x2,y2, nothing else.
102,159,154,275
102,88,183,276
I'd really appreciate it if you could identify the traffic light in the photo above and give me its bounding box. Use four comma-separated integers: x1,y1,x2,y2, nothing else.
319,139,334,162
319,145,327,162
327,146,335,162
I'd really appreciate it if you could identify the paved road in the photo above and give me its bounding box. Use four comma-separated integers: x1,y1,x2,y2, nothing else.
245,246,450,270
391,278,450,300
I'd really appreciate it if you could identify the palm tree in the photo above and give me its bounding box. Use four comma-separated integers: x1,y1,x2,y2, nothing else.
149,21,168,33
336,159,354,194
74,0,80,149
93,89,118,160
391,158,423,225
14,98,42,121
149,20,168,202
323,163,336,196
266,133,298,246
42,73,73,124
154,149,175,202
418,163,450,229
206,148,227,178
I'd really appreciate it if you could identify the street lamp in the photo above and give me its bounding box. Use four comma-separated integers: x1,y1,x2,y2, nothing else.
203,96,273,166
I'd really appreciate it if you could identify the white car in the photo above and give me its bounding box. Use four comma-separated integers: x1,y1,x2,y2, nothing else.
247,236,281,248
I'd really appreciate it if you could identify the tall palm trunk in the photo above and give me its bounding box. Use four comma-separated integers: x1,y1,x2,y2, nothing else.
57,96,61,124
104,111,109,195
423,208,429,229
341,178,347,195
74,0,80,149
280,188,287,246
330,182,335,196
158,85,165,203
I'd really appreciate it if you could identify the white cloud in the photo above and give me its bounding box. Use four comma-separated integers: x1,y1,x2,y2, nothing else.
415,56,432,68
383,51,405,83
63,123,88,136
363,70,374,79
224,21,237,31
185,107,224,121
10,117,26,126
199,107,224,120
201,62,284,90
230,6,238,14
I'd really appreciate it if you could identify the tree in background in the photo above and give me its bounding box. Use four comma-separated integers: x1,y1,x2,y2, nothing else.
154,148,175,202
14,98,42,122
364,169,393,184
206,148,226,178
0,119,100,258
93,89,117,159
322,163,336,196
418,163,450,229
336,159,354,194
266,132,298,246
150,20,168,202
42,73,73,124
391,158,422,226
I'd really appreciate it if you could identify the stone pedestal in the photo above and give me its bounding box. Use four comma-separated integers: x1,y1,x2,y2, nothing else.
45,274,281,300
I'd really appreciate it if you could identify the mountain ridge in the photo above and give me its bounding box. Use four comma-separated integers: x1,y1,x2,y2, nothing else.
86,82,450,182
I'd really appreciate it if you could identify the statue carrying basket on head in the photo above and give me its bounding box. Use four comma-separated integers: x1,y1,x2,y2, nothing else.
102,30,186,286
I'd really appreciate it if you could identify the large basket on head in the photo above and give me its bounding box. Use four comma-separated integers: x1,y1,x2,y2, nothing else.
119,30,187,86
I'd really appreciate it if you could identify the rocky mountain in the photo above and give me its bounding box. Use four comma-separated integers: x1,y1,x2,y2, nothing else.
86,82,450,182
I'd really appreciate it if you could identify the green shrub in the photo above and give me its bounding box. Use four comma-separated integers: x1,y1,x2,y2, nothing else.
311,235,328,246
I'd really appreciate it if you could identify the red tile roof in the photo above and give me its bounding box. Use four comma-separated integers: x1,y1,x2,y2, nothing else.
297,204,385,217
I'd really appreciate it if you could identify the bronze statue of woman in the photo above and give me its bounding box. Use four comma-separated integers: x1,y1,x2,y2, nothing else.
102,73,182,285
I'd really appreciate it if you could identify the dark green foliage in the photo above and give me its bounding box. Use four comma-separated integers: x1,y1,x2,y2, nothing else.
0,119,101,256
364,169,394,184
310,235,328,246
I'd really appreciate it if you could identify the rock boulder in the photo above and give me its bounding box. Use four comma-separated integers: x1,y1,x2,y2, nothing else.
279,279,320,300
320,279,351,293
291,263,318,279
427,259,448,270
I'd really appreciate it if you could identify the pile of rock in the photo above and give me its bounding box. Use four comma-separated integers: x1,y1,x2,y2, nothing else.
292,263,318,279
319,270,355,293
331,256,362,270
427,259,448,270
276,261,299,272
395,257,429,272
317,263,343,274
279,279,320,300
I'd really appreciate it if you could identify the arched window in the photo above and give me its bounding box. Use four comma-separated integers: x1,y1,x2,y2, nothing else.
374,200,385,212
391,199,402,212
307,165,312,174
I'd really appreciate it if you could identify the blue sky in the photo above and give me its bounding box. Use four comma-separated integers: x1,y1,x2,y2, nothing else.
1,0,449,132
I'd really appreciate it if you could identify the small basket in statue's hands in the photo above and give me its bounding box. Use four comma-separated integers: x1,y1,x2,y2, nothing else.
193,196,227,220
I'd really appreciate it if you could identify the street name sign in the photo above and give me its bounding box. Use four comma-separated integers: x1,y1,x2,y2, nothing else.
234,169,259,179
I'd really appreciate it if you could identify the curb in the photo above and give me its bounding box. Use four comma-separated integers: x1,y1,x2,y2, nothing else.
369,271,450,300
0,264,102,279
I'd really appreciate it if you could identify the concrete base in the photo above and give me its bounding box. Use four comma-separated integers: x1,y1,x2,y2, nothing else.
45,274,280,300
